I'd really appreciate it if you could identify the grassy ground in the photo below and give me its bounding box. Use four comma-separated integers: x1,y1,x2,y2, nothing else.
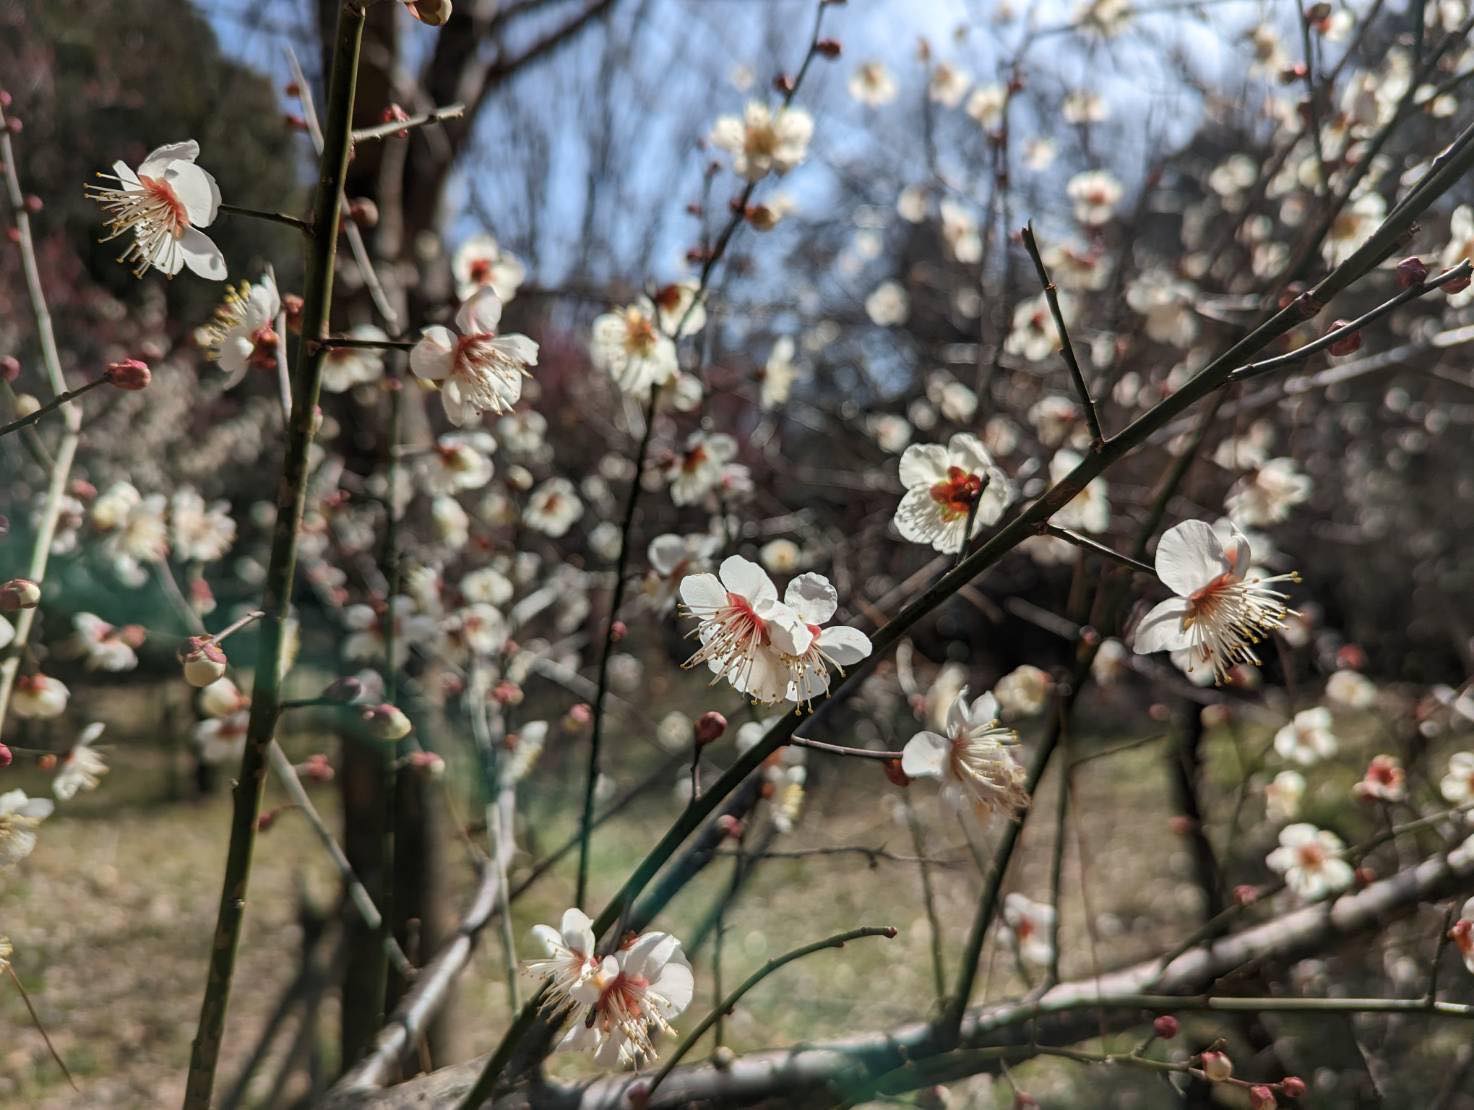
1,701,1442,1108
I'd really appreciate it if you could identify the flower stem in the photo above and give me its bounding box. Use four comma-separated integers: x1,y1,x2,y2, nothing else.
575,384,660,907
0,375,107,439
218,201,312,235
182,4,366,1106
351,101,466,143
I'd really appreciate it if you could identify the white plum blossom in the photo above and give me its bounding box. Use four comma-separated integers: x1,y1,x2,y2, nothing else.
525,907,599,1010
993,665,1051,718
171,489,236,563
1132,520,1298,684
1225,458,1311,527
1266,823,1354,901
54,723,108,801
12,673,69,719
524,478,584,537
1006,294,1073,362
1354,754,1406,802
999,893,1056,966
321,325,388,392
443,603,508,661
644,532,720,612
902,688,1028,826
1265,770,1306,822
679,556,812,705
1440,752,1474,807
590,304,679,395
70,613,142,672
1066,170,1123,226
1326,669,1377,710
206,276,281,379
939,199,982,262
965,85,1007,129
0,790,55,868
558,929,694,1067
761,336,800,410
452,233,526,303
849,60,898,106
343,597,439,668
1126,270,1200,347
419,434,495,497
86,140,226,279
778,573,873,707
1029,395,1084,447
1450,898,1474,973
865,280,910,326
461,566,514,607
646,281,707,339
707,102,814,180
927,62,971,107
893,434,1014,554
196,710,249,765
1274,707,1338,766
410,288,539,426
665,432,738,506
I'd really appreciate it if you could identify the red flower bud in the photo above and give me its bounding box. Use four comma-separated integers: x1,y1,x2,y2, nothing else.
1396,256,1428,288
0,577,40,610
610,620,627,642
1444,272,1471,295
1326,320,1362,356
695,711,727,746
772,73,796,94
105,358,151,391
1281,1076,1307,1099
1200,1050,1233,1082
815,38,842,58
0,742,11,769
1152,1014,1179,1039
0,356,19,383
37,752,57,771
1249,1084,1277,1110
179,636,228,687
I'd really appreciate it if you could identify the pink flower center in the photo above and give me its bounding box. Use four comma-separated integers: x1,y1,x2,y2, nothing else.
139,175,190,237
929,466,983,520
468,257,493,283
1295,841,1326,869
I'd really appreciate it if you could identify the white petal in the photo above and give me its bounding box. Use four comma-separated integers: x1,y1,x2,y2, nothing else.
560,907,594,954
1153,520,1228,596
491,334,539,366
456,287,503,335
818,624,871,666
1132,597,1193,654
902,731,950,778
947,433,994,475
762,601,814,655
784,573,838,625
898,443,950,490
718,555,776,604
179,228,227,281
410,328,456,381
165,161,220,227
679,573,727,611
139,140,200,175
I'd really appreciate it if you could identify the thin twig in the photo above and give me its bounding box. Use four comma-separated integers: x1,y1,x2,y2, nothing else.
643,926,897,1101
0,375,106,438
351,102,466,142
1021,222,1102,444
1041,525,1155,576
218,201,311,234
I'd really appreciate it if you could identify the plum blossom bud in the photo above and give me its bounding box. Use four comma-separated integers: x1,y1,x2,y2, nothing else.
567,702,593,725
716,814,745,840
883,758,910,787
1249,1085,1276,1110
37,752,57,771
1326,320,1362,356
362,703,413,741
0,742,10,768
1200,1051,1233,1082
283,293,304,331
0,356,18,382
610,620,627,642
493,680,523,705
13,394,40,418
179,636,228,687
1444,272,1471,295
104,358,151,391
625,1083,649,1109
711,1045,736,1070
257,808,281,832
695,711,727,746
1013,1094,1039,1109
1354,865,1375,887
745,203,784,231
1396,256,1428,288
1152,1014,1179,1039
815,38,842,58
348,198,379,227
772,73,795,94
322,675,365,703
1306,2,1331,22
23,194,41,213
1168,814,1196,835
0,578,41,610
301,753,334,782
409,750,445,777
1234,884,1261,905
405,0,452,26
1281,1076,1307,1099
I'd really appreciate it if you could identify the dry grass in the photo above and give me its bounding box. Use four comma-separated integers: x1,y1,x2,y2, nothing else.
0,708,1341,1109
